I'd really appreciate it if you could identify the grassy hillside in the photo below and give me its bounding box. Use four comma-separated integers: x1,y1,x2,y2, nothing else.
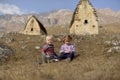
0,24,120,80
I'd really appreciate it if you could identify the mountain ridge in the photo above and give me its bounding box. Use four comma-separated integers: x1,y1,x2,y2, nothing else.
0,8,120,32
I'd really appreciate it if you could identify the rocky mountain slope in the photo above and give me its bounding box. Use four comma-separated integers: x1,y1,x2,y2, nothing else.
97,8,120,25
0,8,120,32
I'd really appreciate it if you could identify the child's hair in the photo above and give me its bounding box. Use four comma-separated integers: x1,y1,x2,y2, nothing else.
63,35,72,43
46,35,54,41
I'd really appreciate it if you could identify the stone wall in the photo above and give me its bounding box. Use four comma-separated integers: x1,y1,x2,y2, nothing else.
22,15,47,35
70,0,99,35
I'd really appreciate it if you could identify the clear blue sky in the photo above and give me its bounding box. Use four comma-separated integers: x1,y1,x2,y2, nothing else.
0,0,120,15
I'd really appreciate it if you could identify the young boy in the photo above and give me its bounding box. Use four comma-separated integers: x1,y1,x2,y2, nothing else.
41,35,58,63
58,35,75,62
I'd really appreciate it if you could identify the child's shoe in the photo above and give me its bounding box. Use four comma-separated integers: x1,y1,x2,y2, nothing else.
53,59,59,62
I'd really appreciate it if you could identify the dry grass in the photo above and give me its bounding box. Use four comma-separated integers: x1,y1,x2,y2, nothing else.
99,23,120,34
46,26,69,35
0,24,120,80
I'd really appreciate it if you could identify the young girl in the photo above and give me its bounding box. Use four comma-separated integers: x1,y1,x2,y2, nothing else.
58,35,75,62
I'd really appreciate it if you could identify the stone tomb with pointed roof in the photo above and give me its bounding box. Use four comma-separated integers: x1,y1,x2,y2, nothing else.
22,15,47,35
70,0,99,35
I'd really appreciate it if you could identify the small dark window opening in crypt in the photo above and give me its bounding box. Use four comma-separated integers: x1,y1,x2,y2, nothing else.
76,25,79,27
93,25,95,28
31,28,33,31
84,20,88,24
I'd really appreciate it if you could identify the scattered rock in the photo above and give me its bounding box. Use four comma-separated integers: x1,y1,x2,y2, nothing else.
104,41,111,45
21,45,27,50
56,38,62,42
6,32,18,35
35,46,40,50
5,38,15,43
107,46,120,53
0,44,14,62
104,40,120,46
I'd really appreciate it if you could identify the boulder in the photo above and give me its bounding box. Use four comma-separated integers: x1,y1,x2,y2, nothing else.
0,44,14,62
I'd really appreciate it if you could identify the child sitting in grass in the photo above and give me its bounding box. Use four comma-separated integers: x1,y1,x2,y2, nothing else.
41,35,58,63
58,35,75,62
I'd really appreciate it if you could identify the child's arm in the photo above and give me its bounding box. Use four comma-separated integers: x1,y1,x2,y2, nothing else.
60,45,64,53
69,45,75,53
71,45,75,53
41,44,49,54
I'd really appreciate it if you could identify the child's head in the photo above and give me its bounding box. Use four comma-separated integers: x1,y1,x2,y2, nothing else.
63,35,72,44
46,35,54,44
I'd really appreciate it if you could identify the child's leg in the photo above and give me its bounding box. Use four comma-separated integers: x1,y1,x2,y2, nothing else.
58,53,67,60
53,52,58,57
42,53,47,63
50,54,59,62
67,52,75,61
49,53,57,59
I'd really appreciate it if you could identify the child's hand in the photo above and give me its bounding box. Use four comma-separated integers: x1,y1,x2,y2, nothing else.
46,54,50,58
60,50,64,53
68,50,72,53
